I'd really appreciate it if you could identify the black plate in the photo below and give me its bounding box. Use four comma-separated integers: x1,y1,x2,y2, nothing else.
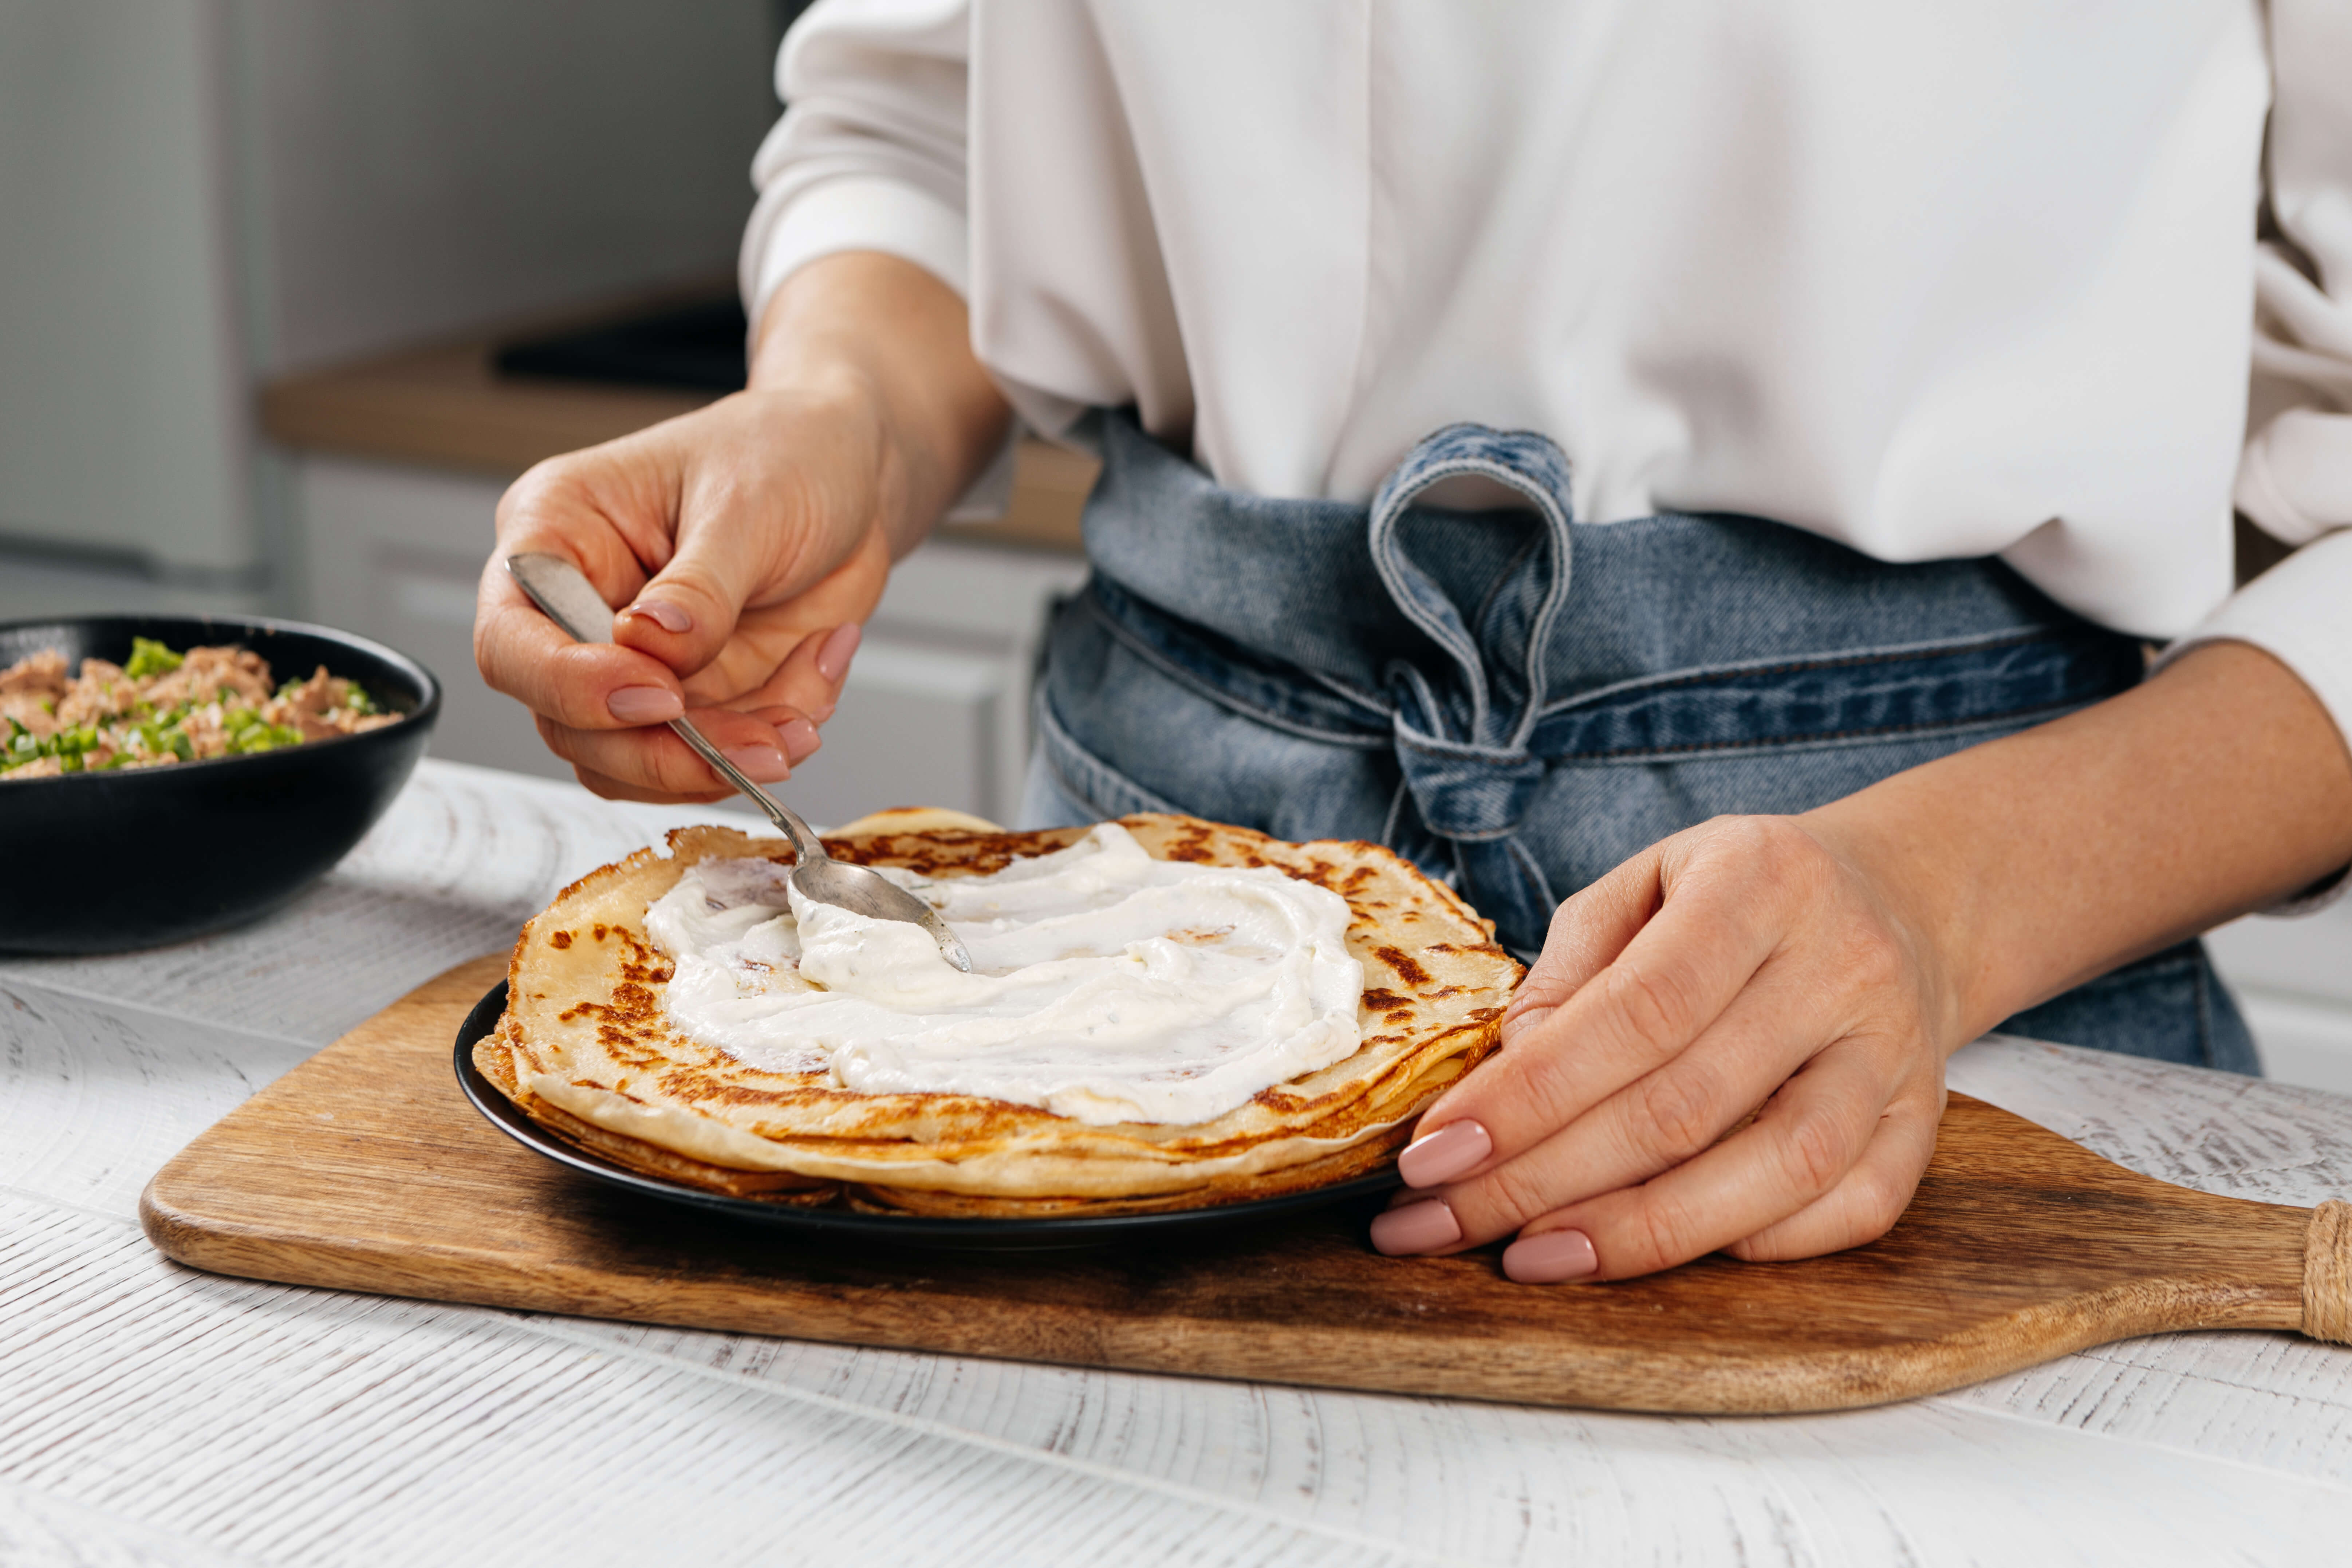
453,981,1403,1252
0,614,439,954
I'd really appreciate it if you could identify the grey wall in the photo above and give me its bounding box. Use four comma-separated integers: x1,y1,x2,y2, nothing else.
227,0,777,377
0,0,253,574
0,0,777,581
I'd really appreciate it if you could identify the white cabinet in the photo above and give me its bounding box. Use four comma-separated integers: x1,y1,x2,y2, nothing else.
819,545,1089,827
294,456,1084,830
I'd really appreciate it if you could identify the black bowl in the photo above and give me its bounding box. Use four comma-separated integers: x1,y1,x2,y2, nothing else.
0,614,440,954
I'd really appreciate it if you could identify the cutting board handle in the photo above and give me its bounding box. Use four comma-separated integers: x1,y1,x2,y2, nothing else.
2305,1200,2352,1343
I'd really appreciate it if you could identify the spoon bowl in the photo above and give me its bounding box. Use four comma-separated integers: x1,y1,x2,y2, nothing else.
503,552,974,971
793,855,958,938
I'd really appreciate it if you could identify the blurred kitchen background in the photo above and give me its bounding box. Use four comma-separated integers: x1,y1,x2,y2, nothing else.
2,0,2347,1091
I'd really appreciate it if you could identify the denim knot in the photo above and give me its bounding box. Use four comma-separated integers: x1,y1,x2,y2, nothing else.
1366,424,1579,956
1044,409,2224,1064
1388,727,1549,840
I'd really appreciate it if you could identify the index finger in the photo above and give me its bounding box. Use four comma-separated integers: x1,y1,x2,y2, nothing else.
1498,1038,1918,1281
1402,827,1796,1187
473,560,689,732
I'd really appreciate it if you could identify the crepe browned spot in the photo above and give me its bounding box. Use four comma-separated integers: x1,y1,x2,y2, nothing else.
475,813,1522,1217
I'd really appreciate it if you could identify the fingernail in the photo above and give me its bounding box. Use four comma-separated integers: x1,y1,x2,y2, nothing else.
1398,1119,1490,1188
626,599,693,634
815,623,861,683
606,686,683,724
721,743,791,783
1502,1229,1597,1284
776,717,822,764
1369,1198,1461,1256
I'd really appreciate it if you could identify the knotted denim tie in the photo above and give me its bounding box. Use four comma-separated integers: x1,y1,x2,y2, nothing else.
1048,410,2232,1064
1365,425,1577,955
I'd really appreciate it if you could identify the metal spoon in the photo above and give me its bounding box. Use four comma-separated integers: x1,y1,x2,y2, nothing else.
504,552,974,972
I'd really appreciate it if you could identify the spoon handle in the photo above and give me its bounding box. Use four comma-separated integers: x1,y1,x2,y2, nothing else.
661,716,826,864
504,552,824,862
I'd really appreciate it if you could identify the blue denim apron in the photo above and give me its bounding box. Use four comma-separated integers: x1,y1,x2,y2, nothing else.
1024,413,2257,1072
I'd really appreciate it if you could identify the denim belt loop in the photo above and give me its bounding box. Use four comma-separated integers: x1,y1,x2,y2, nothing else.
1366,425,1582,952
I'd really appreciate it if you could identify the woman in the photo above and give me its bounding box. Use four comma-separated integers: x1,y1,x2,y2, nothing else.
475,3,2352,1284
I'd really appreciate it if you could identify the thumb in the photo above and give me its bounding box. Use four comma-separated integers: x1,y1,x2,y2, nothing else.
611,505,772,680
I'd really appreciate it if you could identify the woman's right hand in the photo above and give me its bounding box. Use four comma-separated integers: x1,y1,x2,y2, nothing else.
472,253,1012,803
475,383,894,802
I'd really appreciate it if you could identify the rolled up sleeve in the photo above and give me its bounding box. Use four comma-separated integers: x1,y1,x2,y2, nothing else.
2171,0,2352,757
2175,529,2352,749
738,0,973,332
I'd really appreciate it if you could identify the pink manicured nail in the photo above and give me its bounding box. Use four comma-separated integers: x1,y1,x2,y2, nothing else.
721,743,791,783
1502,1229,1597,1284
776,717,822,764
626,599,693,634
1398,1119,1491,1188
1369,1198,1461,1256
606,686,683,724
815,623,861,683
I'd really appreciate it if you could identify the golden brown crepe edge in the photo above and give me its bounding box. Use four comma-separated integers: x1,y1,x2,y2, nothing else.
501,817,1513,1157
482,812,1521,1212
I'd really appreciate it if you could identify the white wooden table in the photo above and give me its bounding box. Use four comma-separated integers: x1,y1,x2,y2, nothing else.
6,759,2352,1567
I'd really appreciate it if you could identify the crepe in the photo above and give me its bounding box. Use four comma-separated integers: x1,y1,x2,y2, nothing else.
476,812,1522,1217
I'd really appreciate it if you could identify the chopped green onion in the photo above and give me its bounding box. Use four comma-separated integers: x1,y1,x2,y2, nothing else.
228,721,301,755
4,642,383,781
123,637,184,679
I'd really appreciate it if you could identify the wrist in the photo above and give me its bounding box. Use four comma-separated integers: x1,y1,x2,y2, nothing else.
1792,641,2352,1055
752,252,1012,551
1795,799,1990,1055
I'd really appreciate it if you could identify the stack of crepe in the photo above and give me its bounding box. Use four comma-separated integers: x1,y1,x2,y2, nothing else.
475,811,1522,1217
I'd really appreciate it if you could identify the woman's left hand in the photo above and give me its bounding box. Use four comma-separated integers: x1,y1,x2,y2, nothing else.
1370,812,1959,1283
1366,642,2352,1284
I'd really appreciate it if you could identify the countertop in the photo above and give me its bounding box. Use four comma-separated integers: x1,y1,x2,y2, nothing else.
259,303,1096,556
6,759,2352,1566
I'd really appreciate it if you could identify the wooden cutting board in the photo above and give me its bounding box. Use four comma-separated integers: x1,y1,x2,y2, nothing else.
140,954,2352,1414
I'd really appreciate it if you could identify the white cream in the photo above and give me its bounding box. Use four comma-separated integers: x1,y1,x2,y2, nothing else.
643,823,1365,1124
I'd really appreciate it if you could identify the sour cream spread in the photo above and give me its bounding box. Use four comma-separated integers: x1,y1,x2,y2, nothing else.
643,823,1366,1125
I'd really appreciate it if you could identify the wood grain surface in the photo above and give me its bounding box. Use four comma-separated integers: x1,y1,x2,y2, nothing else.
140,953,2328,1415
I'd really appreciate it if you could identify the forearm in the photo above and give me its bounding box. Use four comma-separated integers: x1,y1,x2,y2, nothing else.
1807,641,2352,1045
750,251,1012,557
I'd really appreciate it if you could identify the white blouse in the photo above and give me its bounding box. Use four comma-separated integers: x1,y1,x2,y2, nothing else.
741,0,2352,749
